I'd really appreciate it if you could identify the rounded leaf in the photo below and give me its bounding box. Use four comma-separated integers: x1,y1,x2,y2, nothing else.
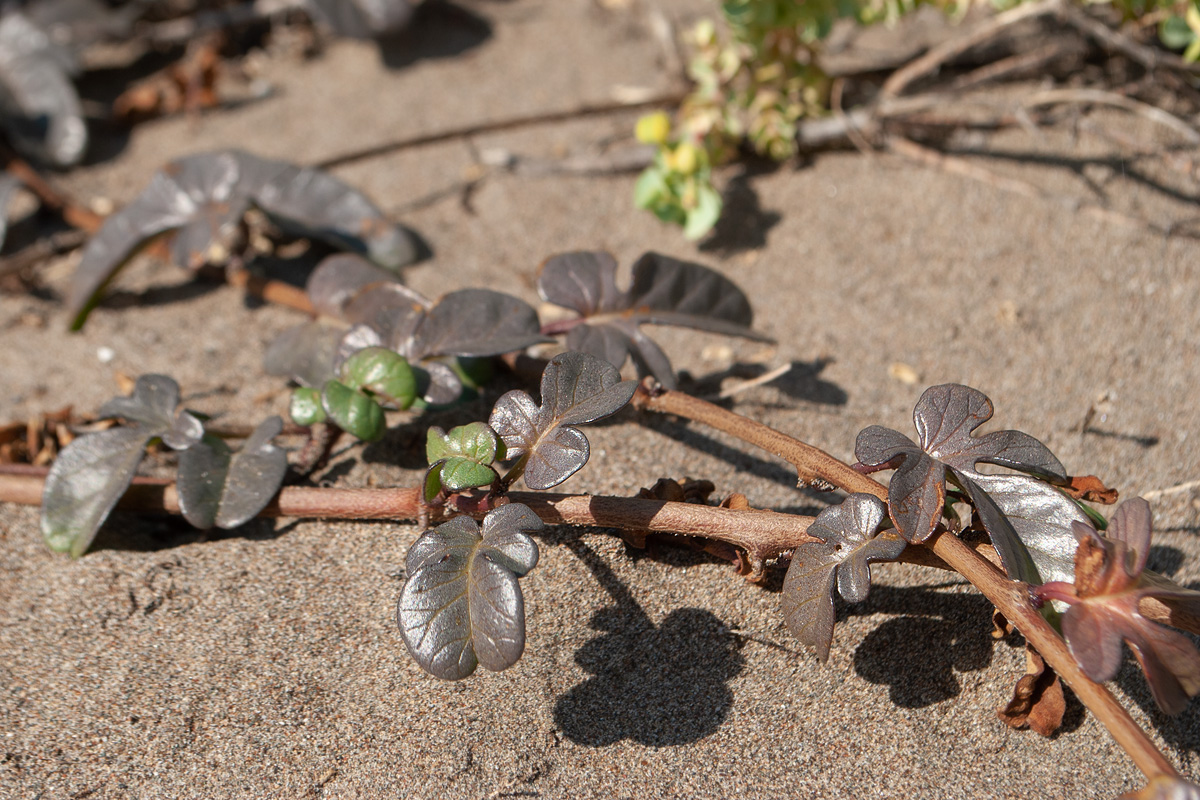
321,380,386,442
338,346,416,409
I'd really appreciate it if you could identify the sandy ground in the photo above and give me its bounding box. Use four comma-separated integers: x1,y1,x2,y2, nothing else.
2,1,1200,797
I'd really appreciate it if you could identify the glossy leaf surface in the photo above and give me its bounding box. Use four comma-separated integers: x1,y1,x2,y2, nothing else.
537,251,770,389
488,352,636,490
0,9,86,167
40,427,152,557
97,374,203,451
965,472,1086,586
321,379,385,442
855,384,1067,544
306,253,400,318
425,423,501,496
398,504,543,680
68,150,415,328
176,416,287,530
781,494,903,661
1062,498,1200,714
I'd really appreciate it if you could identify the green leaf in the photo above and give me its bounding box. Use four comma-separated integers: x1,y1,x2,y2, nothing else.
1161,15,1195,50
439,457,498,492
634,166,670,210
1185,36,1200,62
683,182,722,240
426,422,499,465
321,379,386,442
289,386,326,426
338,347,416,409
424,463,445,503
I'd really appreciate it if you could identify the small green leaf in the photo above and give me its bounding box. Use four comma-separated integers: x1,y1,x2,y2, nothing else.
338,347,416,409
1161,15,1195,49
289,386,326,426
424,463,445,503
439,457,498,492
683,182,722,240
1185,36,1200,62
321,379,386,442
634,166,670,210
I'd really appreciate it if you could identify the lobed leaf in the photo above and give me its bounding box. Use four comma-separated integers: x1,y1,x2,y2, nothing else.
1061,498,1200,715
68,151,416,328
781,494,903,661
97,374,203,451
855,384,1067,545
397,504,544,680
176,416,288,530
425,423,501,494
537,251,771,389
488,352,636,490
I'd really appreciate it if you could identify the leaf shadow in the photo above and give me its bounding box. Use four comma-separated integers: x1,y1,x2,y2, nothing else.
636,412,833,496
680,358,848,406
552,538,745,747
88,509,286,553
697,159,783,255
375,1,492,70
846,584,998,709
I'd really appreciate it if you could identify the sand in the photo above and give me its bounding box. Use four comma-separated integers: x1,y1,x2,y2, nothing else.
2,1,1199,797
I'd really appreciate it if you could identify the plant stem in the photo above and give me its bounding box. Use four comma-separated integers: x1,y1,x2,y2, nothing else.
631,382,884,496
0,470,818,557
932,532,1176,779
631,386,1178,780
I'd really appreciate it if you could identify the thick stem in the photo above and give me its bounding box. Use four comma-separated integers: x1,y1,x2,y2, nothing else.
0,471,818,558
932,532,1176,780
632,384,885,497
632,386,1178,780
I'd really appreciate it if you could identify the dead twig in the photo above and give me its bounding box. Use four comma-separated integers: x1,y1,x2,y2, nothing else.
315,94,686,171
1023,88,1200,144
882,0,1064,97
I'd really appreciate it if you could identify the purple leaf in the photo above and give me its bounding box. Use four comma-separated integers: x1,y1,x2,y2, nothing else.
397,504,543,680
176,416,288,530
781,494,903,661
68,151,416,328
489,352,636,490
1061,498,1200,715
855,384,1066,544
538,251,771,389
409,289,552,359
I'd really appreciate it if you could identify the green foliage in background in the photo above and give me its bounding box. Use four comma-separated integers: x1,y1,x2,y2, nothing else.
636,0,1200,240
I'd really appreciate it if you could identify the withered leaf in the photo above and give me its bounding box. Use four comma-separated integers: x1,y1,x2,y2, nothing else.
781,494,903,662
397,504,543,680
997,645,1065,737
488,351,636,490
537,251,771,390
